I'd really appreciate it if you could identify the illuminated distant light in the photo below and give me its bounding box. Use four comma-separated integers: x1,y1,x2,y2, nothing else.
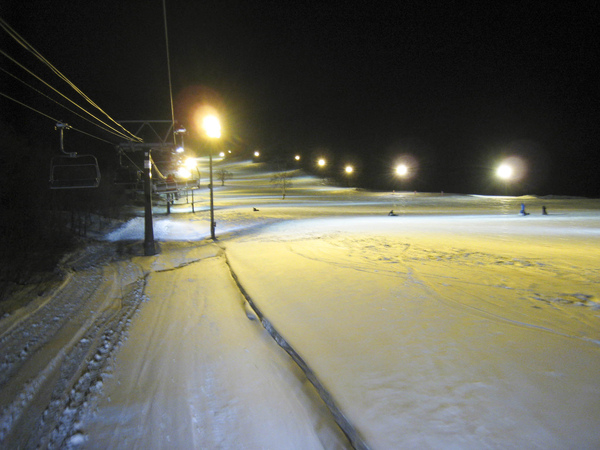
219,152,225,158
318,158,326,167
228,150,232,154
396,164,408,176
496,164,513,180
254,151,260,157
295,154,301,161
345,165,354,174
203,115,221,138
177,167,192,179
184,157,197,169
176,146,184,153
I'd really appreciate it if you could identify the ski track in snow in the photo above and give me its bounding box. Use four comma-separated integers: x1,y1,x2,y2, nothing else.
79,245,351,449
283,233,600,346
2,160,600,448
0,246,147,448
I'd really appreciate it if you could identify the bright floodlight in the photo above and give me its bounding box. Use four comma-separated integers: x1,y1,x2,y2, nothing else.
318,158,326,167
184,157,197,169
345,165,354,174
295,155,301,161
203,115,221,139
254,151,260,157
177,167,192,179
176,146,184,153
219,152,225,158
396,164,408,176
496,164,513,180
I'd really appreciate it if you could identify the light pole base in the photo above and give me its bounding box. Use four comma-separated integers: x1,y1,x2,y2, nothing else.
144,240,157,256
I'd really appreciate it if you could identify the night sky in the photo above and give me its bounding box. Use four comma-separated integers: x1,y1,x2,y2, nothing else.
2,1,599,196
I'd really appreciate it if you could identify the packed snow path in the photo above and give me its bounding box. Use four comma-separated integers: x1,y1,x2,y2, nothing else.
81,243,350,448
0,245,146,448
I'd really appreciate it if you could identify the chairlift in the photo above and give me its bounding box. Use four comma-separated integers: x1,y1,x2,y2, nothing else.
114,151,141,186
49,123,101,189
114,165,141,185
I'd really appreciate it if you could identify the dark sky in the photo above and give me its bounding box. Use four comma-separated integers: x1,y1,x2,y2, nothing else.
1,1,599,195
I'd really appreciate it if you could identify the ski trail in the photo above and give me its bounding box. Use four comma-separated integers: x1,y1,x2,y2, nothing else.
0,260,146,448
414,273,600,347
81,245,351,449
222,247,369,450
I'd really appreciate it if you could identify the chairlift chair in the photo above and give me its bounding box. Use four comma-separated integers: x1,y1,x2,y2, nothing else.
50,154,101,189
114,165,141,185
49,122,101,189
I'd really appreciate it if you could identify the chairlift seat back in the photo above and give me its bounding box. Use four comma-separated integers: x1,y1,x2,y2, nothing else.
50,154,101,189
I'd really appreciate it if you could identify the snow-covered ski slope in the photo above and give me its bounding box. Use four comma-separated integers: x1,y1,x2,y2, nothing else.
2,158,599,449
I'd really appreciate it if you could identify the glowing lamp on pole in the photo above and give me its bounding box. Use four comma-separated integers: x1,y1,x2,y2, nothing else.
344,165,354,187
496,163,513,195
203,115,221,240
396,164,408,177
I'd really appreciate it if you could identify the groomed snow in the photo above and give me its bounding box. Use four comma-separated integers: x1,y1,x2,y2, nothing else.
2,159,599,449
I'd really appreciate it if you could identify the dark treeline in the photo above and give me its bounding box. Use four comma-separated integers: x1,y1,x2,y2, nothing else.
0,118,130,302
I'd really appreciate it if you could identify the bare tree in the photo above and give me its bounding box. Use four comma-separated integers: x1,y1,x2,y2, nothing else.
270,163,295,199
217,169,232,186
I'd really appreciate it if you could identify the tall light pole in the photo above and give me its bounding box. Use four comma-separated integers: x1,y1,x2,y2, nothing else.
344,165,354,187
395,163,409,191
203,115,221,240
143,150,156,255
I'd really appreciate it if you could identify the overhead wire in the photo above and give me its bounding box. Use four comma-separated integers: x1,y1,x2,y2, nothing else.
0,90,60,123
0,16,142,142
0,47,140,143
0,16,143,143
119,148,144,173
0,91,114,144
0,67,139,142
162,0,176,144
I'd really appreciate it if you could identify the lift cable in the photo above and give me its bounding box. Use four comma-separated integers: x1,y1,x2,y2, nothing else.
119,148,144,173
0,67,138,143
0,17,142,143
0,48,140,143
151,155,167,180
162,0,176,144
0,91,114,145
0,16,141,142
